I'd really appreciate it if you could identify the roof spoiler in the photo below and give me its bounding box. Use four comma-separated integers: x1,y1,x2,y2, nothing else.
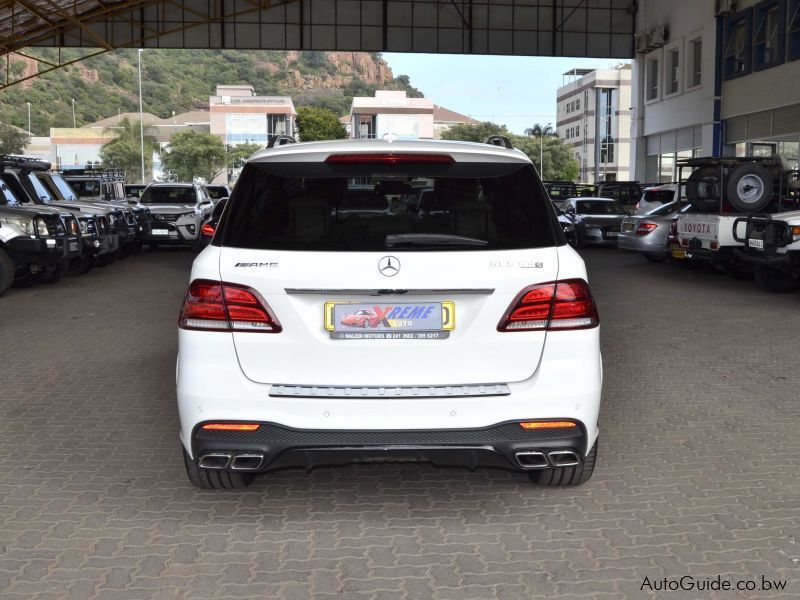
267,135,297,148
484,135,514,150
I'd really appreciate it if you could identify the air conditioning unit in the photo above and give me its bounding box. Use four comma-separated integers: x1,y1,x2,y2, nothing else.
635,34,651,54
715,0,736,16
649,26,668,48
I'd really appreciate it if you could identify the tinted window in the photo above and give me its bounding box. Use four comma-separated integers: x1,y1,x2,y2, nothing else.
141,186,197,204
206,186,229,199
576,200,625,215
220,161,559,251
643,189,676,205
66,179,102,199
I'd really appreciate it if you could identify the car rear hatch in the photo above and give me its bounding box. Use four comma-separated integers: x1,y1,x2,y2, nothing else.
214,146,563,387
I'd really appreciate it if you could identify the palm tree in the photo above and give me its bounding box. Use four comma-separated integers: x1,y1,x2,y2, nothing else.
525,123,555,137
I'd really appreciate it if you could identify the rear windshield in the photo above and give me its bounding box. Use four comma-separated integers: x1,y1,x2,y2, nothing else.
206,186,229,200
142,186,196,204
647,201,678,216
643,189,675,205
576,200,625,215
218,161,560,251
65,179,101,199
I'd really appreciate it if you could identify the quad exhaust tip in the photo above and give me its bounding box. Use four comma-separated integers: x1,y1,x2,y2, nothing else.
198,452,264,471
515,449,581,469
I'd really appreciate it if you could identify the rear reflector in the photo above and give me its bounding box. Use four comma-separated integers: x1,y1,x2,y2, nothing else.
325,153,454,164
179,279,281,333
497,279,599,332
201,423,260,431
520,421,577,429
201,223,215,236
636,222,658,235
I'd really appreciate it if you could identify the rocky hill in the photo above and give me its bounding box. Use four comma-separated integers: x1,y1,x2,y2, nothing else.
0,49,422,134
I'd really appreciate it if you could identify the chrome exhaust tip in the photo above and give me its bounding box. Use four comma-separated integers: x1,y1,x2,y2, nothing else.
548,450,581,467
515,450,549,469
198,452,232,469
230,453,264,471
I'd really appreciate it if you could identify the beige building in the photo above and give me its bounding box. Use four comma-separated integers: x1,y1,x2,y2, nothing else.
349,91,435,140
209,85,296,145
556,65,632,183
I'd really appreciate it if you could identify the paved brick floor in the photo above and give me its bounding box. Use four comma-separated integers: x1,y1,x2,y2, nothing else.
0,248,797,599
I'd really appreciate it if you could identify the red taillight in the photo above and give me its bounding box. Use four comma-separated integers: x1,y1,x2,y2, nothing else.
201,223,215,236
179,279,281,333
325,153,454,164
201,423,260,431
497,279,599,332
636,222,658,235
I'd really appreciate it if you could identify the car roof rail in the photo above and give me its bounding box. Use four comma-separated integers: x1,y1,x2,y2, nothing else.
267,135,297,148
484,135,514,150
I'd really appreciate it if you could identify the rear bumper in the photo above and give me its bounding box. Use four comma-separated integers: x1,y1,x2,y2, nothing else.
176,328,603,472
190,420,587,473
617,234,667,254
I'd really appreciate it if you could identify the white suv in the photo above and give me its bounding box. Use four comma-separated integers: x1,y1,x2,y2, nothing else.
176,138,602,489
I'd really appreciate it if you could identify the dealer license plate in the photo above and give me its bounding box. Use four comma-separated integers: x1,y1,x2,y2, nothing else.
69,241,79,251
606,231,618,238
671,249,687,259
152,228,169,236
748,238,764,249
325,301,455,340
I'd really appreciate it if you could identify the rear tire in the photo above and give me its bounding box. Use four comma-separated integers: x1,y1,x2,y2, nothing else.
753,265,800,293
183,448,254,489
0,249,14,297
686,167,723,212
529,441,597,486
727,163,773,213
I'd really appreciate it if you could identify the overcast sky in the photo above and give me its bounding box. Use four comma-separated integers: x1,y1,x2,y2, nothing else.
383,53,630,135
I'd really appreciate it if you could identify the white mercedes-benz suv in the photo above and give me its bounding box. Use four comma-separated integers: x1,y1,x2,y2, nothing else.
176,137,602,489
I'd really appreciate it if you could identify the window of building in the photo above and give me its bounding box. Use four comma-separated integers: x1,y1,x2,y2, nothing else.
790,0,800,60
687,38,702,88
646,57,659,101
754,0,786,69
723,9,753,79
600,136,615,163
666,48,680,95
659,152,675,183
575,98,581,111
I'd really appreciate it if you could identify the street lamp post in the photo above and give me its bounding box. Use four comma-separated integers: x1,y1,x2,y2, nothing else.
71,99,76,128
27,102,31,134
137,48,145,184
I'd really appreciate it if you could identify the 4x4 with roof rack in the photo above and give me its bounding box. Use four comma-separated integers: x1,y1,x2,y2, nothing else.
177,135,602,489
0,180,74,294
0,156,117,274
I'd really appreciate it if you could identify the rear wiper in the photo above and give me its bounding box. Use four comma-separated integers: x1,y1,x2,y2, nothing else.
385,233,488,247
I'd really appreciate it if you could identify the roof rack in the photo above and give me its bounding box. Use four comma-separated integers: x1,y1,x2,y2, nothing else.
0,154,52,172
484,135,514,150
267,134,297,148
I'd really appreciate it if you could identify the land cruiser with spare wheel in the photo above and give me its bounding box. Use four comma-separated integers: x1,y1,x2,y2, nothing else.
176,135,603,489
140,182,214,248
672,156,800,276
0,156,116,273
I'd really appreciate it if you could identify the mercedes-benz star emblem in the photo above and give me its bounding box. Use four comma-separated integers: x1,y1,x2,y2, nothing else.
378,256,400,277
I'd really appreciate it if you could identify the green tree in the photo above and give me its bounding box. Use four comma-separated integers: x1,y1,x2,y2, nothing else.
226,142,263,169
295,106,347,141
162,130,226,182
524,122,556,137
0,123,31,154
99,117,158,182
511,134,579,181
440,121,509,143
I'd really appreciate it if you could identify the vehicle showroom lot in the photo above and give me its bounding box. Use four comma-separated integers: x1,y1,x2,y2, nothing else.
0,248,797,599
